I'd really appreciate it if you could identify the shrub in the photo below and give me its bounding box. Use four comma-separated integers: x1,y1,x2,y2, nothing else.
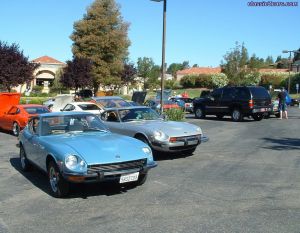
164,108,185,121
241,72,261,86
194,74,213,88
211,73,229,88
260,72,293,89
180,75,196,88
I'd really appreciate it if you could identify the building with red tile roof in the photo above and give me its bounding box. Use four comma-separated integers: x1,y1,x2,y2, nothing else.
176,67,222,80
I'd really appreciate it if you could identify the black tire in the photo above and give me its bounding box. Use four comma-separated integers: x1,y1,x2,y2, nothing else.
137,173,148,186
216,114,224,120
47,161,69,198
12,122,20,136
231,108,243,122
252,114,263,121
194,107,205,119
20,145,31,172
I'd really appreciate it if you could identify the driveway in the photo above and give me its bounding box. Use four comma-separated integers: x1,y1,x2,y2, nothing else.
0,107,300,233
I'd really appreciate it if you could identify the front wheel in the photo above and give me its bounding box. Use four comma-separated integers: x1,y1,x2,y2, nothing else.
20,145,31,171
12,122,20,136
48,161,69,198
252,114,263,121
194,107,205,119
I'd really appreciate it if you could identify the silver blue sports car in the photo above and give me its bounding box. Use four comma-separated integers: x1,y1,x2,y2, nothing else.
18,112,157,198
100,106,207,155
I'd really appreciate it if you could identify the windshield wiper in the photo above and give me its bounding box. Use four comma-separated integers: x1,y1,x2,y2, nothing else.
84,128,108,132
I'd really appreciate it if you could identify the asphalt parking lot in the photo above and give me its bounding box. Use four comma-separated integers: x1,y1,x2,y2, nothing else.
1,107,300,233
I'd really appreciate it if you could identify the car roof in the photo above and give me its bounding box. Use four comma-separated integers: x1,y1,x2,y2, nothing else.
68,102,98,106
39,111,94,117
92,96,124,100
103,106,150,111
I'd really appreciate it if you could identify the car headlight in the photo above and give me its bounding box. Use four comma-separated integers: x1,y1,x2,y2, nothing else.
196,127,202,133
65,155,87,172
142,147,151,154
153,130,168,141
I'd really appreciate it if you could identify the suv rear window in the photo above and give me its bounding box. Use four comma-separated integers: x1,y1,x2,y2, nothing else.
248,87,270,99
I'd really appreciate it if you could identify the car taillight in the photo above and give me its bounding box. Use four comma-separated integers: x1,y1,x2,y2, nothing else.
249,100,254,108
169,137,177,143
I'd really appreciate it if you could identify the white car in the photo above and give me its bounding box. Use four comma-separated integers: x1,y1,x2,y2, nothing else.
61,102,104,115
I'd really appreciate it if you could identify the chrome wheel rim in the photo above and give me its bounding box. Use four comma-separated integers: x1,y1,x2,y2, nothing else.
49,167,58,193
196,109,202,118
20,149,26,169
233,110,240,120
13,123,19,135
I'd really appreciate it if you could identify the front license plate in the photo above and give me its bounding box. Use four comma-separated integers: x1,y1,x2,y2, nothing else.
120,172,139,184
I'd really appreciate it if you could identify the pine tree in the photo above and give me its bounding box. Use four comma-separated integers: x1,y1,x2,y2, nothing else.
70,0,130,93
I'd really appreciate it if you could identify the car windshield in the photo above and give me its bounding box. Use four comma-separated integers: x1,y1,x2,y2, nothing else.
119,108,161,122
40,114,108,136
96,98,131,108
78,104,100,111
24,107,50,114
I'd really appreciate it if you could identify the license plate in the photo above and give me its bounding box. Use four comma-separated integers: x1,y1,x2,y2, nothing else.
260,108,267,112
119,172,139,184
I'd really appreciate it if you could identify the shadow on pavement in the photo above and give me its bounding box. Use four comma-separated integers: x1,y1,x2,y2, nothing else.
10,157,137,199
262,137,300,151
185,115,254,122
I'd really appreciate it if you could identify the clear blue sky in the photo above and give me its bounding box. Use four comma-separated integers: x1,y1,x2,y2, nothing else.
0,0,299,67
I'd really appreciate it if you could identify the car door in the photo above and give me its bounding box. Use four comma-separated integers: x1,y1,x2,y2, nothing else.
205,88,222,114
101,110,125,134
218,88,234,114
1,106,19,130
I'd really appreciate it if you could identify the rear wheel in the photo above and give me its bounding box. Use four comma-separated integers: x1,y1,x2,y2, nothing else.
194,107,205,119
47,161,69,198
12,122,20,136
252,114,263,121
231,109,243,122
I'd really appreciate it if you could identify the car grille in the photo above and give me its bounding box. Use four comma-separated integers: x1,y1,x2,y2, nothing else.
87,159,147,174
175,135,201,142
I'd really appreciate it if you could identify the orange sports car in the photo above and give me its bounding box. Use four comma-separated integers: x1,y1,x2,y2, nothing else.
0,93,50,136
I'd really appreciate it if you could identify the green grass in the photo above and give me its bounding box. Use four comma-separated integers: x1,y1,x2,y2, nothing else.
20,97,49,105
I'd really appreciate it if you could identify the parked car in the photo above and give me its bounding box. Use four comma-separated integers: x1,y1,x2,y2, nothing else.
100,106,207,155
92,96,131,109
144,99,181,112
61,102,104,115
18,112,157,197
0,104,50,136
193,86,272,121
43,98,55,109
0,93,50,136
169,97,194,113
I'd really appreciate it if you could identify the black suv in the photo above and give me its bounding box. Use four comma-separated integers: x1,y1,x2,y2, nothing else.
193,86,272,121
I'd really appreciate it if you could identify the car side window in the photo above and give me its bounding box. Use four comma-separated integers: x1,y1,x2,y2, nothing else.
235,88,249,99
28,118,39,135
63,104,75,111
211,89,222,100
7,107,19,115
222,88,234,100
101,111,119,122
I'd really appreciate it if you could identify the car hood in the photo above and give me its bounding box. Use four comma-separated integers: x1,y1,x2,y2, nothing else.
0,93,21,113
52,95,74,112
126,120,202,137
44,132,149,165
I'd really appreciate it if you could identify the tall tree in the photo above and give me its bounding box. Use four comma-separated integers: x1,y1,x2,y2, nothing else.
137,57,155,90
70,0,130,93
148,65,161,90
120,62,137,91
265,56,274,65
60,57,93,91
167,61,190,80
221,42,249,85
0,41,39,92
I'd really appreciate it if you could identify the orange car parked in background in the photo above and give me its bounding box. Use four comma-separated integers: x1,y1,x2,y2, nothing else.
0,93,49,136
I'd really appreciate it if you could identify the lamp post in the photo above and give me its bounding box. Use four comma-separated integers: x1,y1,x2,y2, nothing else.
151,0,166,114
282,50,300,93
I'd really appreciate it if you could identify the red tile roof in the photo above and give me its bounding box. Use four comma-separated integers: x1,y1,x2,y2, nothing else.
32,56,64,64
177,67,222,75
259,68,289,73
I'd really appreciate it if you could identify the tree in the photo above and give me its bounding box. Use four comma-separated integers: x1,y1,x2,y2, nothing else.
0,41,39,92
167,61,190,80
148,65,160,90
137,57,155,90
120,62,137,91
265,56,274,65
60,57,93,91
221,42,249,85
70,0,130,93
293,48,300,62
248,54,265,69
